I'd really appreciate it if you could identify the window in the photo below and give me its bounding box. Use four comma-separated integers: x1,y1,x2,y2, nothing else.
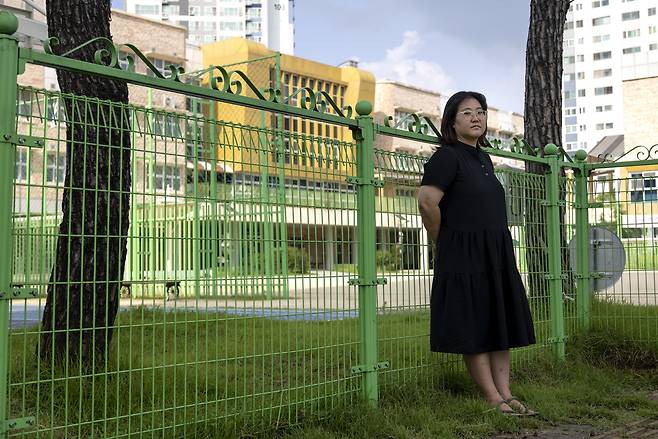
592,0,609,7
564,73,576,81
651,43,658,51
577,54,585,62
566,125,578,133
46,97,65,123
220,7,241,16
650,8,656,16
592,16,610,26
565,108,577,116
189,6,200,15
650,26,657,34
394,109,432,134
576,20,584,28
623,29,640,38
596,105,613,112
593,68,612,78
594,86,613,95
606,122,613,129
623,46,641,54
564,55,575,64
204,7,217,15
565,21,574,30
579,124,587,131
578,89,586,97
630,172,657,202
220,22,243,31
17,89,32,118
622,11,640,21
152,113,182,138
154,165,181,191
593,34,610,42
135,4,160,14
596,122,614,130
576,3,583,10
15,149,28,182
46,152,66,184
578,72,585,79
593,51,612,60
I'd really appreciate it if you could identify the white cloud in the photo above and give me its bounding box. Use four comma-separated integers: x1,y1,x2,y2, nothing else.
360,31,452,93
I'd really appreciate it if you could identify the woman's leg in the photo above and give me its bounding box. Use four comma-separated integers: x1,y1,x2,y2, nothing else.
489,350,512,399
463,353,510,409
489,350,535,414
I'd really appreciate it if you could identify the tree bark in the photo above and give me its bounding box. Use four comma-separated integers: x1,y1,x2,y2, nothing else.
524,0,572,303
39,0,131,366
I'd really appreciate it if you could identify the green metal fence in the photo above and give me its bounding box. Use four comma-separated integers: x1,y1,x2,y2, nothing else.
1,12,658,438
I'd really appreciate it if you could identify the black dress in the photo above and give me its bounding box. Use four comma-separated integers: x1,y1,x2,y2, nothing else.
421,141,536,354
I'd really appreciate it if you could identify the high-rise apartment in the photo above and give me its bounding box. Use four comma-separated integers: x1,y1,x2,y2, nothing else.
562,0,658,152
125,0,295,54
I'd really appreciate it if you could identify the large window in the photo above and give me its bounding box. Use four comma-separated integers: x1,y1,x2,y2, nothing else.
593,68,612,78
17,89,33,118
135,4,160,14
593,16,611,26
630,172,657,202
623,46,641,54
154,165,182,191
622,11,640,21
15,149,28,182
623,29,640,38
152,113,182,138
594,86,613,95
46,152,66,184
592,0,609,7
220,22,243,31
593,34,611,42
593,51,612,60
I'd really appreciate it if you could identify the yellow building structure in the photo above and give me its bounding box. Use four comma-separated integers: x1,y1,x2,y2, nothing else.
202,38,375,187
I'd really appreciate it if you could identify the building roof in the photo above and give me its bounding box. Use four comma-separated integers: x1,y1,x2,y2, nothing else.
589,135,624,162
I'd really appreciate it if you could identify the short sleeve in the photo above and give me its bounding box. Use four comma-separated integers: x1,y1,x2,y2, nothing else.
420,146,458,191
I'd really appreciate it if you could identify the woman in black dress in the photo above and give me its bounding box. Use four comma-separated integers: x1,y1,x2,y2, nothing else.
417,91,536,415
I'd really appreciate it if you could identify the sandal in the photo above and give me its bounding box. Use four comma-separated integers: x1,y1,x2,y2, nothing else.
484,399,524,416
505,396,538,416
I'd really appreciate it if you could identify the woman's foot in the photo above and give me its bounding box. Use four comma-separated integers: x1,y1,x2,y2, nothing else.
485,399,520,416
504,396,538,416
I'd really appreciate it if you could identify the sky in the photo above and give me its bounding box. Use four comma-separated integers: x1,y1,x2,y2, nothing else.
112,0,531,113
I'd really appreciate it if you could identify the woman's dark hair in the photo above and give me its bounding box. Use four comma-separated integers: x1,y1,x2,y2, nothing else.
440,91,488,146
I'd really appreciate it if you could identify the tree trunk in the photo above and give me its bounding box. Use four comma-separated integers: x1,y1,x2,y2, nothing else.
524,0,572,304
39,0,131,366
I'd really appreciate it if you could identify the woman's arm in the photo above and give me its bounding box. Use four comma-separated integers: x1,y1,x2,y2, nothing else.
417,185,445,244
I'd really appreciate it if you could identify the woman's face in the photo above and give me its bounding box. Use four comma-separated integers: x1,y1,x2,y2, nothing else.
453,97,487,144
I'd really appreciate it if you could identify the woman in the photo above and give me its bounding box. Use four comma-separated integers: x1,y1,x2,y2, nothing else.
417,91,537,416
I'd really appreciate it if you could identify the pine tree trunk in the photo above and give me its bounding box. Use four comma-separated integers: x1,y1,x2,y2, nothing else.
524,0,572,303
39,0,131,366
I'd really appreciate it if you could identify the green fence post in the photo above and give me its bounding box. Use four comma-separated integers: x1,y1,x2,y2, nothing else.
544,144,566,359
274,52,289,295
351,101,384,406
573,150,592,331
0,12,19,438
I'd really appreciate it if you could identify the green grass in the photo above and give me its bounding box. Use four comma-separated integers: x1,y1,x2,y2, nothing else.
5,301,658,438
624,244,658,270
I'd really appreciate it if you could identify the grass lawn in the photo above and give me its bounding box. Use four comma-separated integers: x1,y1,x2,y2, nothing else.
5,301,658,438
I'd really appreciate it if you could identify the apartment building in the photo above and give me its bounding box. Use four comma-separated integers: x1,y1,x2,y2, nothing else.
563,0,658,152
125,0,295,53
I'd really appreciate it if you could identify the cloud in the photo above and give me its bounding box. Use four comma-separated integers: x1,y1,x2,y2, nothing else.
360,31,452,93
